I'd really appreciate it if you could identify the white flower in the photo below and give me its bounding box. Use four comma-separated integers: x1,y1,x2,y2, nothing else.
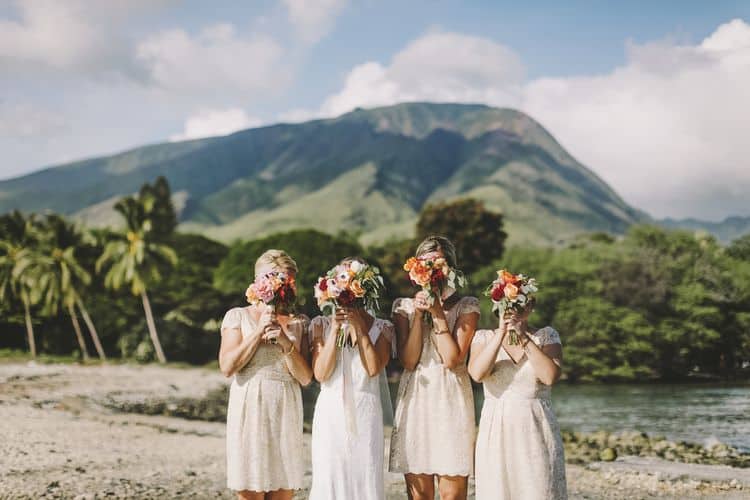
350,261,363,273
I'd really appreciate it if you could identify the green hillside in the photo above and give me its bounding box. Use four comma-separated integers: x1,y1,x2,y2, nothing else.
0,102,646,245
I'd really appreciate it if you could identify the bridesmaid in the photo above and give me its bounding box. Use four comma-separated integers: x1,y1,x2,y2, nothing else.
309,257,394,500
468,301,567,500
218,249,313,500
389,236,480,500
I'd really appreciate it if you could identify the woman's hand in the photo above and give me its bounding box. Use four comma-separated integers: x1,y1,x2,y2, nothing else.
344,308,370,338
413,290,431,314
263,323,293,351
331,308,348,331
255,306,278,339
491,316,510,344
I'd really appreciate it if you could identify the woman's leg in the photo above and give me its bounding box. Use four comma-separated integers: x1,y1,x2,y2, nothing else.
405,473,434,500
237,491,264,500
437,474,468,500
266,489,293,500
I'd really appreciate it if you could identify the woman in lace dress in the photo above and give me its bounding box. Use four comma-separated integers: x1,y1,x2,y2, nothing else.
468,302,567,500
218,250,313,500
309,257,394,500
389,236,480,500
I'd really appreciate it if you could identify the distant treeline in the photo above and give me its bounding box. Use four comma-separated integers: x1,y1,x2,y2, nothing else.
1,177,749,382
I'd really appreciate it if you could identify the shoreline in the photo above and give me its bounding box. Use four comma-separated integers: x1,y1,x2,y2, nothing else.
1,361,747,499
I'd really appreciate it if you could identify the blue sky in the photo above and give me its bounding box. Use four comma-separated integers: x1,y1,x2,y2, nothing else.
1,1,749,219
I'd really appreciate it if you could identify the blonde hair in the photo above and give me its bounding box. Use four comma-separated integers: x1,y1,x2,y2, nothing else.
415,235,458,268
254,249,298,277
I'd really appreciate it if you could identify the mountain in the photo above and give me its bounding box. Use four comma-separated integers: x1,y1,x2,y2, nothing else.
0,102,646,245
659,216,750,243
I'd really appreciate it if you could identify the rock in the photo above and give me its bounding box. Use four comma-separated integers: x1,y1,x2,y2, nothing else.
600,448,618,462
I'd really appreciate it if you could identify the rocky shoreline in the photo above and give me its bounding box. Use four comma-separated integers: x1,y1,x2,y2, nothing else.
2,362,748,499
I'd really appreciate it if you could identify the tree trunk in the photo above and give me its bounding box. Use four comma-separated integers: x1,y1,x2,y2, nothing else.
141,290,167,363
68,302,90,361
76,296,106,361
23,299,36,358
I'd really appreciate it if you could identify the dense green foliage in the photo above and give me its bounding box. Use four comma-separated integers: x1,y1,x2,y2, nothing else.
467,227,750,381
1,176,748,380
0,103,643,246
416,198,506,274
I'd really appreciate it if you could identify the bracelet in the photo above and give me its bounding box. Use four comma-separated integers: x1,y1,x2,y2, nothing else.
283,343,296,356
434,329,451,336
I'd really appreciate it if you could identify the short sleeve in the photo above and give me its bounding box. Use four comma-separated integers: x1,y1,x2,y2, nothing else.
220,308,242,332
309,316,330,344
534,326,561,346
391,297,413,320
370,319,396,358
471,329,492,346
460,296,481,316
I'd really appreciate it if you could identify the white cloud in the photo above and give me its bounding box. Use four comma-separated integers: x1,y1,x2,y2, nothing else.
300,21,750,219
136,23,290,97
318,31,524,116
0,0,152,80
522,18,750,220
169,108,261,142
283,0,347,44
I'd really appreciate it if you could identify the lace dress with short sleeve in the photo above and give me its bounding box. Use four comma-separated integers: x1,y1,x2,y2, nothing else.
472,326,567,499
388,295,480,476
308,316,394,500
222,307,308,492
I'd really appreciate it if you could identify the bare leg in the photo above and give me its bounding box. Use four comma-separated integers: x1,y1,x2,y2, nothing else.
405,473,435,500
437,474,468,500
266,489,293,500
237,491,264,500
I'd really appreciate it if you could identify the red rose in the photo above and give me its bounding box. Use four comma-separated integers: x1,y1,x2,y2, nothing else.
318,278,328,291
431,269,445,284
491,285,504,301
338,289,355,305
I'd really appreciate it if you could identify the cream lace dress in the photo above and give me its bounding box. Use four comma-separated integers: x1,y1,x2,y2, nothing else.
473,326,567,500
388,295,479,476
308,316,394,500
222,306,307,492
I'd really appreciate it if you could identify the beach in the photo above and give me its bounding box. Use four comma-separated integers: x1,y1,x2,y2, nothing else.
1,362,747,499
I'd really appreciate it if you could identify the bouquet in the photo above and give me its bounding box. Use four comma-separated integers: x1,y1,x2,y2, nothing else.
245,270,297,317
314,260,385,347
484,269,538,345
403,251,466,324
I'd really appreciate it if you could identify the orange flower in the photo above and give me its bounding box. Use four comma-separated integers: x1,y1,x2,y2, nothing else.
504,283,519,299
350,279,366,298
498,270,518,285
403,257,418,272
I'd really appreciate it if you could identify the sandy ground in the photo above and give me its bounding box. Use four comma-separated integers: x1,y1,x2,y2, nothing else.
1,362,747,499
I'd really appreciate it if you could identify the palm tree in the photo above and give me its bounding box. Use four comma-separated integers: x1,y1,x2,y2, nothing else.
41,215,106,361
0,212,44,357
96,196,177,363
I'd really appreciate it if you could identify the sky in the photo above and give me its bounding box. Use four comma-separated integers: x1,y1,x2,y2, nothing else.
1,0,749,221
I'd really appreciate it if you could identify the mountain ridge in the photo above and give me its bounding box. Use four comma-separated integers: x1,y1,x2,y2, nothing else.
1,102,648,245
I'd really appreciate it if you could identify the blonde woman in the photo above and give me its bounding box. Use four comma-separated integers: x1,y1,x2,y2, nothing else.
218,249,313,500
309,257,394,500
468,302,567,500
389,236,480,500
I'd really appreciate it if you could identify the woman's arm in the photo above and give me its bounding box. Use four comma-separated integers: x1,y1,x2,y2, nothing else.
277,318,314,386
431,300,479,370
395,301,423,371
312,314,342,383
218,309,269,377
520,326,563,385
468,322,507,382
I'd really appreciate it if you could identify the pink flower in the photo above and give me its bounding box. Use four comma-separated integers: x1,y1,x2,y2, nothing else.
252,276,276,303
